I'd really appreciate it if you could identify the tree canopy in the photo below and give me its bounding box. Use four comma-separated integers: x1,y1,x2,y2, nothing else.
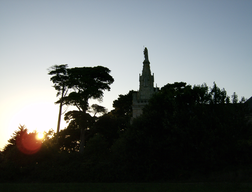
49,65,114,153
1,80,252,183
116,82,252,181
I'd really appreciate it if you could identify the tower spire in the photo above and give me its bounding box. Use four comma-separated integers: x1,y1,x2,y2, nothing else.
139,47,154,99
143,47,150,64
132,47,157,119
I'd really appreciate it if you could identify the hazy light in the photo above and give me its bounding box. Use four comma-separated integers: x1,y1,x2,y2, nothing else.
36,132,44,140
16,130,42,155
8,101,58,135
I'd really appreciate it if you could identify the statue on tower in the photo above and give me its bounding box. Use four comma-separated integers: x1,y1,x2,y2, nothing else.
144,47,149,62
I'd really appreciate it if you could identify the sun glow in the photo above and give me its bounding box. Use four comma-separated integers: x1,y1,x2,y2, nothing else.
36,132,44,140
8,101,60,137
1,100,69,150
16,129,43,155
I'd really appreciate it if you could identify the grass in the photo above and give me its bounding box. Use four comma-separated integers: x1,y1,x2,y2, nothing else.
1,182,252,192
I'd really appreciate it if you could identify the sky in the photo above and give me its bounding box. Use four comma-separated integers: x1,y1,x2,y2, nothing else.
0,0,251,150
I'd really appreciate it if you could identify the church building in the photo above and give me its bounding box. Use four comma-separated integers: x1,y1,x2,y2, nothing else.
132,47,158,118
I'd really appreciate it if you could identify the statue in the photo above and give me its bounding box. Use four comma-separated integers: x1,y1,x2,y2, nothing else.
144,47,149,62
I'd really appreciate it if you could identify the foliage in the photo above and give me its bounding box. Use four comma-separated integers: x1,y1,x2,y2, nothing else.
48,64,69,98
112,90,134,118
110,90,134,131
92,114,122,147
48,65,114,153
62,66,114,153
112,82,252,181
89,104,108,117
1,81,252,183
3,125,42,159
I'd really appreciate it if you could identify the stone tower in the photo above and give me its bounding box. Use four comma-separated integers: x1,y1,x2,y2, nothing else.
132,47,157,118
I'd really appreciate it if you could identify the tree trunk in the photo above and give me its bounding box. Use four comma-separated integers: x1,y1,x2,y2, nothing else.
79,128,85,154
57,101,63,135
57,87,65,133
56,87,65,142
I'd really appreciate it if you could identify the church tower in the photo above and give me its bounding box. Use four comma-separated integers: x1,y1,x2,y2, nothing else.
132,47,157,119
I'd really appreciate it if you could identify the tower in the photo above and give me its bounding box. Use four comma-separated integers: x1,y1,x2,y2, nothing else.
132,47,157,119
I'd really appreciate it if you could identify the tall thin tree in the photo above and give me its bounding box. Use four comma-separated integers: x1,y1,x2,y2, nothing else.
48,64,69,135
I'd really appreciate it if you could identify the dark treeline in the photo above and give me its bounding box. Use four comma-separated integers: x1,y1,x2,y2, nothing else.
0,66,252,182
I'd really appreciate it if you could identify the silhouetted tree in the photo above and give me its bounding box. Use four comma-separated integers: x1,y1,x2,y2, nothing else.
90,90,134,149
48,64,69,135
2,125,44,167
110,90,134,131
55,106,108,153
112,90,134,118
92,114,121,147
62,66,114,153
89,104,108,117
112,82,252,181
232,92,238,104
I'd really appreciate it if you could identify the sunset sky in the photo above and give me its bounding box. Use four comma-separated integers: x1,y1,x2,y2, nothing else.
0,0,251,150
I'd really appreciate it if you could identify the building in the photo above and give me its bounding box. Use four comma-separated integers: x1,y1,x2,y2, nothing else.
132,47,158,119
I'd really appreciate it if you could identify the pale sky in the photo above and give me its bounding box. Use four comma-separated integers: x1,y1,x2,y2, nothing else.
0,0,251,150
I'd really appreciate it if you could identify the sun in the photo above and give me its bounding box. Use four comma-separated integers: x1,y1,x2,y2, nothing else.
3,100,68,150
36,132,44,140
